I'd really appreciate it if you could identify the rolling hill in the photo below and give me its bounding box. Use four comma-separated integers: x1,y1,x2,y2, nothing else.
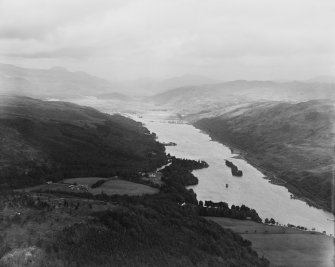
0,95,166,188
194,100,335,213
149,80,334,115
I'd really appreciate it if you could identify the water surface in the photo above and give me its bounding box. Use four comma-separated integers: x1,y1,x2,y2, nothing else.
137,111,334,236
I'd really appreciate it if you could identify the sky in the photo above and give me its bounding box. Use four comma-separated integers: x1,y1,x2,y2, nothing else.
0,0,334,81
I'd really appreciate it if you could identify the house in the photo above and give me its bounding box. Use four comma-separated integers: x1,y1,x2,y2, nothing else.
148,172,157,178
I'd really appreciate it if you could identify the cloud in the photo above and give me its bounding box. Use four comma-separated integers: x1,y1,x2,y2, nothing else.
0,0,334,80
5,46,97,59
0,0,131,40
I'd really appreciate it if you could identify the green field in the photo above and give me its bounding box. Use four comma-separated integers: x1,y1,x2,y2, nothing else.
63,177,160,196
209,217,334,267
63,177,108,186
89,179,159,196
21,177,159,197
20,183,75,193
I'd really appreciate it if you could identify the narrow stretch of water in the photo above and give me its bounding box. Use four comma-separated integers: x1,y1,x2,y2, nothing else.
137,111,334,236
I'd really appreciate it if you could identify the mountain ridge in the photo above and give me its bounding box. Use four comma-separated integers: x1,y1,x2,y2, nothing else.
0,63,130,100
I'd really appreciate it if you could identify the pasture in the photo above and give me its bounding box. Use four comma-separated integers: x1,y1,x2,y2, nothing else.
63,177,108,186
20,177,159,197
19,183,75,193
89,179,159,196
209,217,334,267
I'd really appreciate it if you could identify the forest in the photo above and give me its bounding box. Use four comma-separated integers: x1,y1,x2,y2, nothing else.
0,96,167,188
0,157,269,267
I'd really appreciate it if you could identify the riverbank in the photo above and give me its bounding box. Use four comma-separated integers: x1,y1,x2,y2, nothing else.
196,126,327,212
137,110,334,235
208,217,334,267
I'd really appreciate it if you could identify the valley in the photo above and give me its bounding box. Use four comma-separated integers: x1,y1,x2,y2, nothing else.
0,95,270,266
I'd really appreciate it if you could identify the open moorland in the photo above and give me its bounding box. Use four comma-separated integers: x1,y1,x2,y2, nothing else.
209,217,334,267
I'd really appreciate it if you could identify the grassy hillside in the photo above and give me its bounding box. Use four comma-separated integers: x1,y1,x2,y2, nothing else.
0,95,167,188
194,100,334,213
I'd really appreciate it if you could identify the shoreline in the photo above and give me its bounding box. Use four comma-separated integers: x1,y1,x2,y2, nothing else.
138,111,334,235
196,127,326,212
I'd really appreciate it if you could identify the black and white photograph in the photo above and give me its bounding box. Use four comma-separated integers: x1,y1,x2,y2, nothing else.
0,0,334,266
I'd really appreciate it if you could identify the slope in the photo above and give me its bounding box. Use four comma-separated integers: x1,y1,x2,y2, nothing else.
0,95,166,188
194,100,334,213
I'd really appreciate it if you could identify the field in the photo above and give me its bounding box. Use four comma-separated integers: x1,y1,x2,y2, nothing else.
63,177,108,186
209,217,335,267
20,177,159,197
19,183,76,193
89,179,159,196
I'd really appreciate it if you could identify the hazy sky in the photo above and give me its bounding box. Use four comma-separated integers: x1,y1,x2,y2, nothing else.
0,0,334,81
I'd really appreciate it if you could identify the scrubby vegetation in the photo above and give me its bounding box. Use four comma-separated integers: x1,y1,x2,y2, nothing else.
90,179,107,188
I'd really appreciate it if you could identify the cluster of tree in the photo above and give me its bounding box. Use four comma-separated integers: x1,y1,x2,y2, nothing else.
225,160,243,177
90,179,107,189
0,190,269,267
198,200,262,223
264,218,276,224
287,223,308,231
50,196,268,267
160,157,209,189
169,157,209,170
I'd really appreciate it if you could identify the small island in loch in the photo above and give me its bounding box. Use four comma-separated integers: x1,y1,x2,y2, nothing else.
225,160,243,177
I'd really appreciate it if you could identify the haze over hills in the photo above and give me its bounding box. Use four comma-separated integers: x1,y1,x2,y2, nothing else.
118,74,220,95
149,80,335,115
307,75,335,84
0,63,130,100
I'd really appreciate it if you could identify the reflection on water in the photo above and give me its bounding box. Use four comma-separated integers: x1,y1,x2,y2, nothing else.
137,111,334,236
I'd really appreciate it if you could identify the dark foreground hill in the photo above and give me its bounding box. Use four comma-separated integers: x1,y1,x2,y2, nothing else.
0,95,166,188
0,191,269,267
194,100,334,213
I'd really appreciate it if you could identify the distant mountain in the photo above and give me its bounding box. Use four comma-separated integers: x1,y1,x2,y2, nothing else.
0,63,130,100
149,80,335,115
194,99,335,213
119,74,220,95
0,95,166,188
307,75,335,83
157,74,219,89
